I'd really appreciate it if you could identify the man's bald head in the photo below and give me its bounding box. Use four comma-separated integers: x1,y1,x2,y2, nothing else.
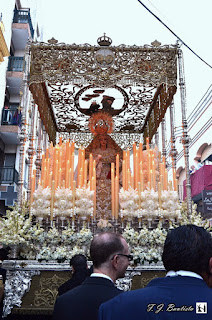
90,232,125,268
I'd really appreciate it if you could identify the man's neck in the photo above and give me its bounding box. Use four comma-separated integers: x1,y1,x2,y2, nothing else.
93,268,115,282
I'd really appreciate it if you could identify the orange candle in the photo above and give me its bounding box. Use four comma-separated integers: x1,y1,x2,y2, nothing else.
160,174,164,191
48,171,52,189
116,154,119,183
68,168,72,189
133,143,136,182
89,153,93,183
50,180,55,221
77,147,82,186
65,160,70,188
84,160,88,187
78,168,83,188
138,181,141,209
174,178,178,192
150,169,153,189
140,169,144,192
91,176,96,218
152,160,156,191
45,158,50,188
115,176,119,219
55,159,59,188
126,149,130,173
71,152,74,190
58,168,62,188
131,175,134,189
135,151,139,189
158,181,162,208
148,154,151,183
72,180,76,207
81,148,85,184
139,142,143,161
111,163,115,219
42,166,46,188
164,169,168,190
122,160,126,190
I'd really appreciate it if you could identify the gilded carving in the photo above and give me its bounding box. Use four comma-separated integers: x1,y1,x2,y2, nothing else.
29,39,178,143
34,274,68,307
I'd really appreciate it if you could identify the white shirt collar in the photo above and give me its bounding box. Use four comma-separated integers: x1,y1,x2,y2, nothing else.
90,272,113,283
166,270,203,280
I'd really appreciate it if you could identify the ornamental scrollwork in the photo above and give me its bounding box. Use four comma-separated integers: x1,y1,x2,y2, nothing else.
3,270,40,318
29,38,178,141
116,270,141,291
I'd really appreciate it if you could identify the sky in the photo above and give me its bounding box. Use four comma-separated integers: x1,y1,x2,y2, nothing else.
38,0,212,117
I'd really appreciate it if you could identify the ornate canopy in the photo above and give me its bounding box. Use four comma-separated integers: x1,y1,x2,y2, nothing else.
29,36,178,144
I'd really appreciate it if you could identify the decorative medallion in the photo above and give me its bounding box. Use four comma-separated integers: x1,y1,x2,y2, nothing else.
75,85,129,116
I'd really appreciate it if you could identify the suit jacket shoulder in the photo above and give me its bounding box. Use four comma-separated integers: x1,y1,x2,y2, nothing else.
99,276,212,320
53,277,123,320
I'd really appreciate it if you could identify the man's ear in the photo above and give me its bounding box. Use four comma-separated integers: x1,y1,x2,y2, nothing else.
209,257,212,274
206,257,212,288
111,255,119,270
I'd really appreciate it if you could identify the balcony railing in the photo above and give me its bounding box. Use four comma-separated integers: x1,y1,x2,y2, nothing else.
0,167,19,184
13,9,34,38
8,56,24,72
1,105,22,126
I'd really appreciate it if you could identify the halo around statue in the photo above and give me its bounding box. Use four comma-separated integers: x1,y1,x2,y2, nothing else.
88,111,113,135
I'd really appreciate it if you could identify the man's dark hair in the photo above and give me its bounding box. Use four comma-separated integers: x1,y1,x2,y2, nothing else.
162,224,212,274
90,232,125,268
70,254,87,271
0,248,9,261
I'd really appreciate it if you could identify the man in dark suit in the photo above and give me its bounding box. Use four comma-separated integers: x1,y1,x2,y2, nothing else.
0,248,8,320
53,232,131,320
99,224,212,320
58,254,90,296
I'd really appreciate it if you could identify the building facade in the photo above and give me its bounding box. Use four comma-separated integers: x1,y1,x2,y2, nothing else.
0,0,48,214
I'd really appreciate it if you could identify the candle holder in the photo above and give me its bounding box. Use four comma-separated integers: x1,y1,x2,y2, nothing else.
91,217,97,234
37,216,43,227
114,218,119,233
147,218,152,229
60,216,66,229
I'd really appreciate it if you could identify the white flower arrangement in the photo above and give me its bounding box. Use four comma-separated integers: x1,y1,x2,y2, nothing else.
0,203,31,245
140,189,159,218
76,227,93,247
75,187,94,218
97,219,113,230
45,226,61,244
31,185,51,218
69,246,85,258
119,187,139,219
160,190,181,220
0,198,210,266
122,226,139,246
178,201,210,229
61,227,76,245
122,222,167,265
54,187,73,218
